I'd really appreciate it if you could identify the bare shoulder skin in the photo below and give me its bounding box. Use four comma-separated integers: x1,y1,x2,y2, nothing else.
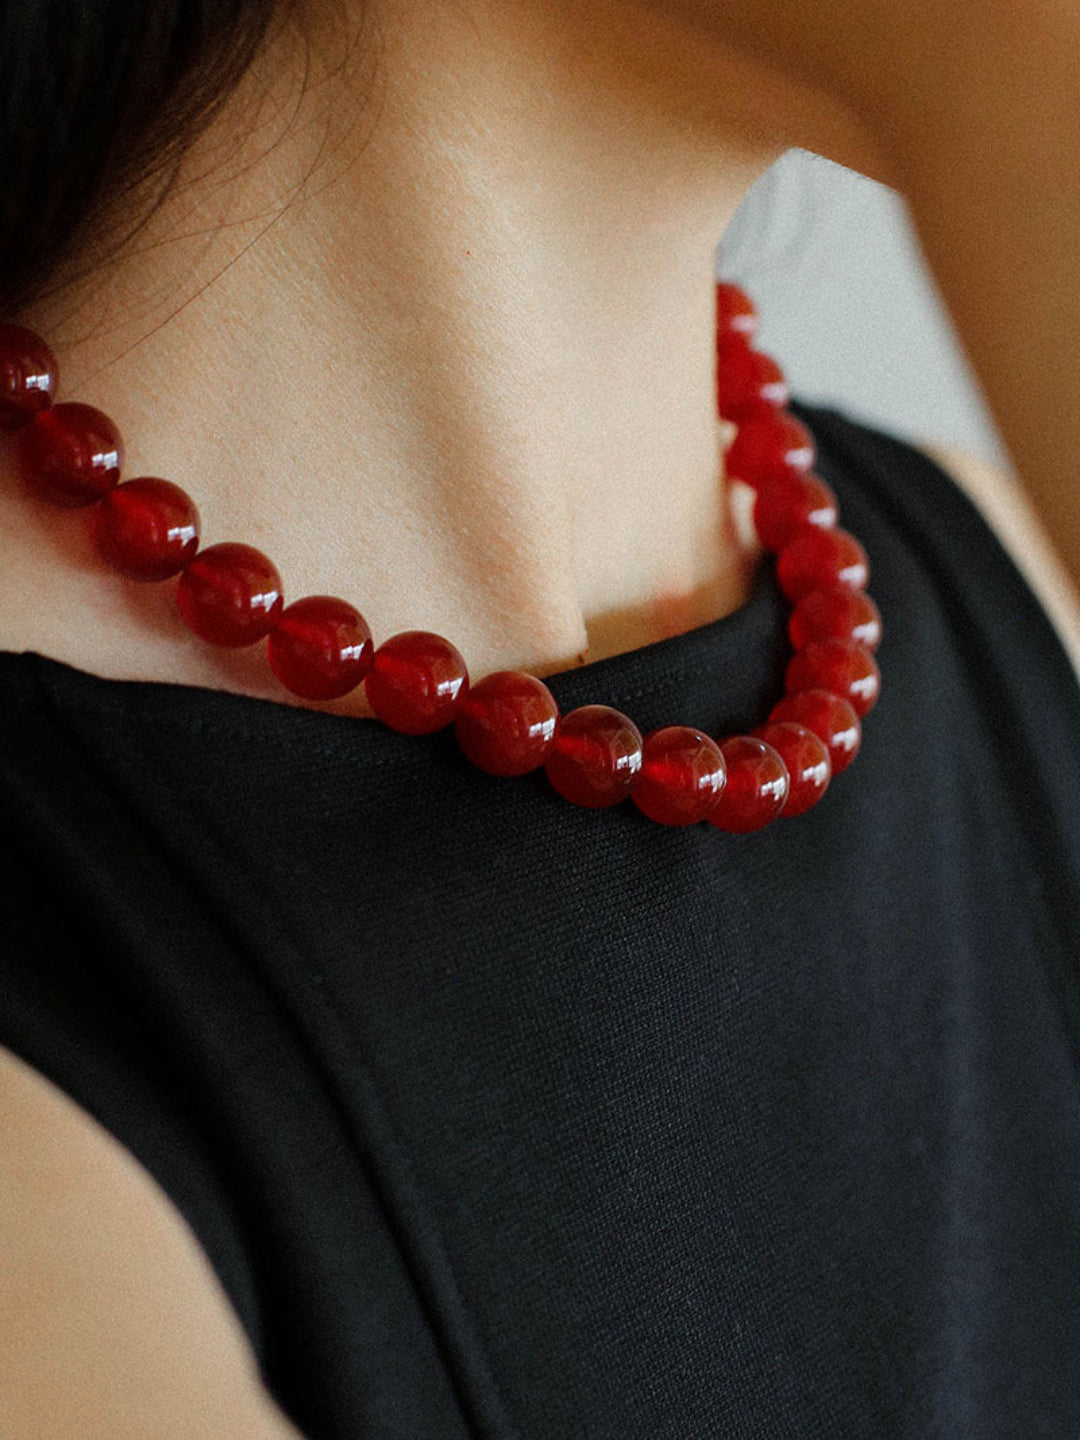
0,1042,304,1439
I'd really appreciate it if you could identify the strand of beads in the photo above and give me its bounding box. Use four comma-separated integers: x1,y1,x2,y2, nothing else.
0,279,880,834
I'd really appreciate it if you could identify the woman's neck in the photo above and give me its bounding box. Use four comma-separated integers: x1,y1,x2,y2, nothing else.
0,0,884,712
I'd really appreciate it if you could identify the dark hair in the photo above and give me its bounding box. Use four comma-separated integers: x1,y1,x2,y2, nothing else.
0,0,292,321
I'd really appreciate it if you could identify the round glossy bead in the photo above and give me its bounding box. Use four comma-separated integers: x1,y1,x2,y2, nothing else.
750,721,831,817
92,477,200,581
776,527,869,603
716,281,759,342
364,630,469,735
17,402,123,507
785,638,881,717
0,325,58,431
267,594,374,700
706,735,789,833
752,472,838,553
789,585,882,653
716,336,789,422
176,541,283,647
631,725,727,826
454,670,559,776
544,704,643,809
768,688,861,776
724,409,816,489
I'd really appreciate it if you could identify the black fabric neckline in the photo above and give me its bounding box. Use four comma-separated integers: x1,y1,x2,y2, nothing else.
0,546,787,757
0,404,828,761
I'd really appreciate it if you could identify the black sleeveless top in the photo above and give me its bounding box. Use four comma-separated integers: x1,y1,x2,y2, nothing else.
2,400,1080,1440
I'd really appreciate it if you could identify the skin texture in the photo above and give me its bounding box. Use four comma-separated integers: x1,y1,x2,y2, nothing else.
0,1,1078,1432
0,0,895,715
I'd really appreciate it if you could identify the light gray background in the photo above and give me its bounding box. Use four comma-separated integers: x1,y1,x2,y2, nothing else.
716,148,1009,468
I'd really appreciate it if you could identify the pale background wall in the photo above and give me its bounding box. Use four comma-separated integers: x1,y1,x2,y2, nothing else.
716,148,1010,469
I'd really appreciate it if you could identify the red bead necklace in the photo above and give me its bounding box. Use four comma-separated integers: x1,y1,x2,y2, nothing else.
0,282,881,833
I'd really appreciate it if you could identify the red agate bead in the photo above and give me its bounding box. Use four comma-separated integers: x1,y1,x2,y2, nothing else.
631,725,727,826
715,282,759,341
706,735,789,833
454,670,559,775
785,638,881,717
93,477,200,580
17,402,123,506
267,594,374,700
364,630,469,734
752,472,838,553
776,527,869,603
751,721,831,817
0,325,58,431
769,688,861,776
176,541,283,647
724,410,816,489
544,704,643,809
716,337,789,422
789,586,882,652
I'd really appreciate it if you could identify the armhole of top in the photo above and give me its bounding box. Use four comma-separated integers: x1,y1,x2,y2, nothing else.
914,437,1080,687
0,1037,303,1438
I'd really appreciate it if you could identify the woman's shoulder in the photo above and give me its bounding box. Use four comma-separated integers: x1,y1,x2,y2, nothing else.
0,1039,302,1438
